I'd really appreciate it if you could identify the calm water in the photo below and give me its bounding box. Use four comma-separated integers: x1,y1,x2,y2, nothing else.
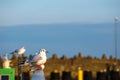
0,23,120,59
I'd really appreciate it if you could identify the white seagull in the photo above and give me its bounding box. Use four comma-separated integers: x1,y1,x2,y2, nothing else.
15,47,26,55
24,48,48,70
32,49,48,65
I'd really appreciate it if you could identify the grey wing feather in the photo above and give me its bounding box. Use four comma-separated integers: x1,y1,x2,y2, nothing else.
31,55,42,63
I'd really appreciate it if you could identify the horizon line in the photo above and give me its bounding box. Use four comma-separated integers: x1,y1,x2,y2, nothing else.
0,22,116,27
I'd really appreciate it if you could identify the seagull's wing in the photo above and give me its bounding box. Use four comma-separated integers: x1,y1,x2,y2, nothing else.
31,55,42,62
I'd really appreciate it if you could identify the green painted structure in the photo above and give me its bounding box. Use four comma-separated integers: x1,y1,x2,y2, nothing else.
0,68,15,80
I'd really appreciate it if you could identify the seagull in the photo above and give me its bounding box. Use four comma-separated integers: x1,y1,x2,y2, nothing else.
25,49,48,71
10,47,26,57
32,49,48,65
15,47,26,55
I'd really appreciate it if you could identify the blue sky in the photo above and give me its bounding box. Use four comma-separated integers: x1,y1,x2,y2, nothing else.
0,0,120,59
0,0,120,26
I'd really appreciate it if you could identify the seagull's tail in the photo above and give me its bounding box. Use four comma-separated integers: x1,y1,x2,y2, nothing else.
24,59,30,65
